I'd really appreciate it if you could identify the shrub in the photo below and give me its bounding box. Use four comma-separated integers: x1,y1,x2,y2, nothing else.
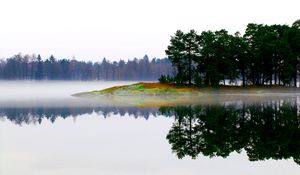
159,75,174,84
195,76,203,87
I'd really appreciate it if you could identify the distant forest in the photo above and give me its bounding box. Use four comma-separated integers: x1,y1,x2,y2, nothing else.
165,20,300,86
0,54,173,80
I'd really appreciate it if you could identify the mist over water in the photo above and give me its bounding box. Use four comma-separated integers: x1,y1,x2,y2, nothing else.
1,81,300,175
0,81,136,107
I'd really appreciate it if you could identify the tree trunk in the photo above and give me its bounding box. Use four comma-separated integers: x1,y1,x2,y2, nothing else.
294,72,297,87
274,70,277,85
188,56,192,85
242,68,246,87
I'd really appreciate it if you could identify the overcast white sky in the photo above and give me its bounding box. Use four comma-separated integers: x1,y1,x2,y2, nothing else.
0,0,299,61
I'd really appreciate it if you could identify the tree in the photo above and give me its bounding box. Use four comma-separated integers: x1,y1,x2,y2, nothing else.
35,54,43,80
165,30,187,84
293,19,300,29
183,30,201,85
291,20,300,86
214,29,237,85
231,32,249,86
198,29,236,86
244,23,267,85
197,30,216,85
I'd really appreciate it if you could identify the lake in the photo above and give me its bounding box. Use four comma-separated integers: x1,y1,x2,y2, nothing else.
0,81,300,175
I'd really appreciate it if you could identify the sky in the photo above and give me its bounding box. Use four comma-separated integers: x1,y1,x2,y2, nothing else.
0,0,299,61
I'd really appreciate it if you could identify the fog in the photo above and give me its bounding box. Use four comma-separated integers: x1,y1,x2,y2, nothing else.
1,81,300,175
1,80,299,108
0,81,136,107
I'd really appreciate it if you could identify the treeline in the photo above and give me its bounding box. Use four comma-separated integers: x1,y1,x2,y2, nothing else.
0,54,173,80
165,20,300,86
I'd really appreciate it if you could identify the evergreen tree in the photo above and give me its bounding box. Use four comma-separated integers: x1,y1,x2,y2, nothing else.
35,54,43,80
165,30,187,84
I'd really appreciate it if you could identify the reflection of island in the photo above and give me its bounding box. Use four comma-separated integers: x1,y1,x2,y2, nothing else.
1,97,300,165
0,106,161,125
160,99,300,165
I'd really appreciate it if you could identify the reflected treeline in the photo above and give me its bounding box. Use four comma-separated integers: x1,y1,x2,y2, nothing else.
0,106,161,125
2,98,300,165
161,99,300,165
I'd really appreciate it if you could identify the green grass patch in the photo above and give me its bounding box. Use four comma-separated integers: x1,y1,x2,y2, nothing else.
82,82,300,97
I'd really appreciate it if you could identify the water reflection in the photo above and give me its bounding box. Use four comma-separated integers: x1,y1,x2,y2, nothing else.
1,98,300,165
0,107,160,125
160,99,300,165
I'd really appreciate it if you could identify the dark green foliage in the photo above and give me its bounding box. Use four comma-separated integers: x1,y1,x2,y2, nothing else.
165,30,201,85
161,100,300,165
158,74,174,84
194,75,203,87
165,30,186,83
165,20,300,87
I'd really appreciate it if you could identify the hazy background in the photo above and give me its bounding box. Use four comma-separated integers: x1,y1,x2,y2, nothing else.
0,81,136,107
0,0,299,61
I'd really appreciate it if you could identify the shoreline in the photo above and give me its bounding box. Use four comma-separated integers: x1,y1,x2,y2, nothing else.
73,82,300,96
72,82,300,107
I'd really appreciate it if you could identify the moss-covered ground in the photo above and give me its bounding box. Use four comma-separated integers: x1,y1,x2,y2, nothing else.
89,82,300,95
73,82,300,107
91,82,200,95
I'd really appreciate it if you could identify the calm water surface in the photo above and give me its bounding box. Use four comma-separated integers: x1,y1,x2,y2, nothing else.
0,81,300,175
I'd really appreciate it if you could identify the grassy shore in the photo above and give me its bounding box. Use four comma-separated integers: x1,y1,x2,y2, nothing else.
77,82,300,96
73,82,300,107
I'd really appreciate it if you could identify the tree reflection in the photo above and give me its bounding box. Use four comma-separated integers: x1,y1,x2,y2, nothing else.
161,100,300,165
1,98,300,165
0,106,161,125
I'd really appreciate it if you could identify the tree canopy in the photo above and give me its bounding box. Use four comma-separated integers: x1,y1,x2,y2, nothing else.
165,20,300,87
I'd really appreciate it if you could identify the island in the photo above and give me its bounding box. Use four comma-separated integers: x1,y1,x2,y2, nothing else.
74,21,300,107
73,82,300,107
